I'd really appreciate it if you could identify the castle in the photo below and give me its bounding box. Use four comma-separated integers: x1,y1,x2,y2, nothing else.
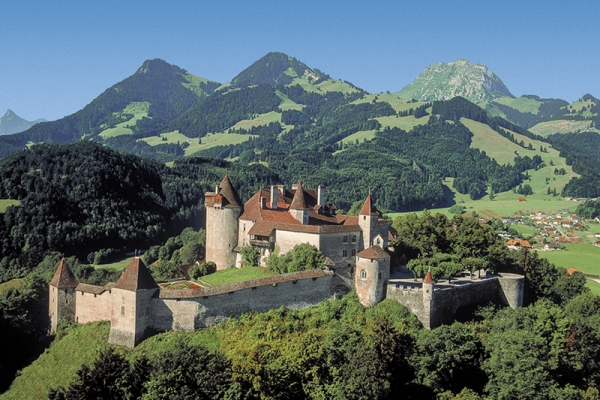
49,174,524,347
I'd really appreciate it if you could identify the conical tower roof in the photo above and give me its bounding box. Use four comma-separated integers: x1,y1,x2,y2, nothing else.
50,258,79,288
218,174,242,208
114,257,158,292
290,181,307,210
359,193,379,216
424,270,434,284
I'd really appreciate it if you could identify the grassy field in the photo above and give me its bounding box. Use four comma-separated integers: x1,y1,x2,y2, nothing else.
538,243,600,276
98,102,150,138
0,278,23,294
586,279,600,296
275,91,304,111
201,267,277,286
92,256,135,271
529,120,599,136
141,130,255,156
0,199,19,213
492,96,542,114
0,322,111,400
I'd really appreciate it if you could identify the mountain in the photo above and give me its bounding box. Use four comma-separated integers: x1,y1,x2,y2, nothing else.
0,110,45,135
0,59,220,158
231,52,323,87
396,60,514,103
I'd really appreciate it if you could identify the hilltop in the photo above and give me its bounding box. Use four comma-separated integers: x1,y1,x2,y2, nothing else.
395,60,514,103
0,110,44,135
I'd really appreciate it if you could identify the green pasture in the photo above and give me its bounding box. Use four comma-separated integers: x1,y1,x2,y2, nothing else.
353,94,429,114
98,102,150,138
538,243,600,276
510,224,538,238
0,278,23,294
0,199,19,213
141,130,255,156
275,91,304,111
181,72,216,97
200,267,277,286
529,120,598,136
92,256,134,271
229,111,281,130
568,98,597,116
586,279,600,296
492,96,543,114
0,322,111,400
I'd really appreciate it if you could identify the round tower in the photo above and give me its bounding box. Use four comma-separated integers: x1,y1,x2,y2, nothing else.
205,174,242,270
354,246,391,307
422,270,434,329
358,194,379,251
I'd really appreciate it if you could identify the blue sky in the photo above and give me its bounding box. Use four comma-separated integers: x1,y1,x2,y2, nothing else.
2,0,599,121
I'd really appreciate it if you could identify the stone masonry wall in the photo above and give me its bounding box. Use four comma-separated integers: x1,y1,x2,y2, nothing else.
149,270,337,333
75,290,112,324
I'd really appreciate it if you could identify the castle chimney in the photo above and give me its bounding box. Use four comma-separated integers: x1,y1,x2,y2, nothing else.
317,185,326,208
270,186,278,209
260,196,267,209
215,184,220,194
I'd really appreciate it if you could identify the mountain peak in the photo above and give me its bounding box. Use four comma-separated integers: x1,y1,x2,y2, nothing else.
0,109,44,135
396,60,514,102
231,52,325,88
3,109,16,118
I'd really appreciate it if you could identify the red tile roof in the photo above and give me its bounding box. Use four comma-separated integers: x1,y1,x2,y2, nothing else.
359,194,379,216
290,181,307,210
424,270,434,284
357,245,390,259
50,259,79,288
113,257,159,292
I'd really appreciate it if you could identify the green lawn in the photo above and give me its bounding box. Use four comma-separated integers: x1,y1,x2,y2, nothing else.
510,224,538,237
538,243,600,276
0,278,23,294
0,199,19,213
586,279,600,296
201,267,277,286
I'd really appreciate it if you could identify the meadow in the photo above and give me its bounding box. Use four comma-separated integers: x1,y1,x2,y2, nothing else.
98,102,150,138
0,199,19,213
538,243,600,276
200,266,277,286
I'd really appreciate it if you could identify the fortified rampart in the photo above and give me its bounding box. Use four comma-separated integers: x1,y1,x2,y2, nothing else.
387,273,524,329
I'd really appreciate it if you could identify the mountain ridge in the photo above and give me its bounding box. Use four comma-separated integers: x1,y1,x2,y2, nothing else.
0,109,45,135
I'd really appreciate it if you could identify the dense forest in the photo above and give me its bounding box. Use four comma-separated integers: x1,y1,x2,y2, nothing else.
0,142,279,282
547,131,600,198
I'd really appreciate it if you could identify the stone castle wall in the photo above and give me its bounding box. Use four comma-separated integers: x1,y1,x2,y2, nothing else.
387,274,525,328
75,290,112,324
150,270,337,333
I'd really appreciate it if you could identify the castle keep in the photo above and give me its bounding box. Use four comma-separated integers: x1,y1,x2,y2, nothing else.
49,174,524,347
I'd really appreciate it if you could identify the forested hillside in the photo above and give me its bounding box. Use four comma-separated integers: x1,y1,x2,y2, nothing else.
0,143,279,281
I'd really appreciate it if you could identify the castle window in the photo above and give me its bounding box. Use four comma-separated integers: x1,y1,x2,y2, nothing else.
343,250,348,257
360,269,367,280
376,238,381,245
379,272,382,279
121,306,125,315
243,223,246,232
363,216,366,220
351,249,356,256
352,235,356,242
343,235,348,243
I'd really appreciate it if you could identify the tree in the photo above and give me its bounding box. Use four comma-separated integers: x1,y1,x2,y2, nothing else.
267,243,325,274
142,343,232,399
240,245,260,267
